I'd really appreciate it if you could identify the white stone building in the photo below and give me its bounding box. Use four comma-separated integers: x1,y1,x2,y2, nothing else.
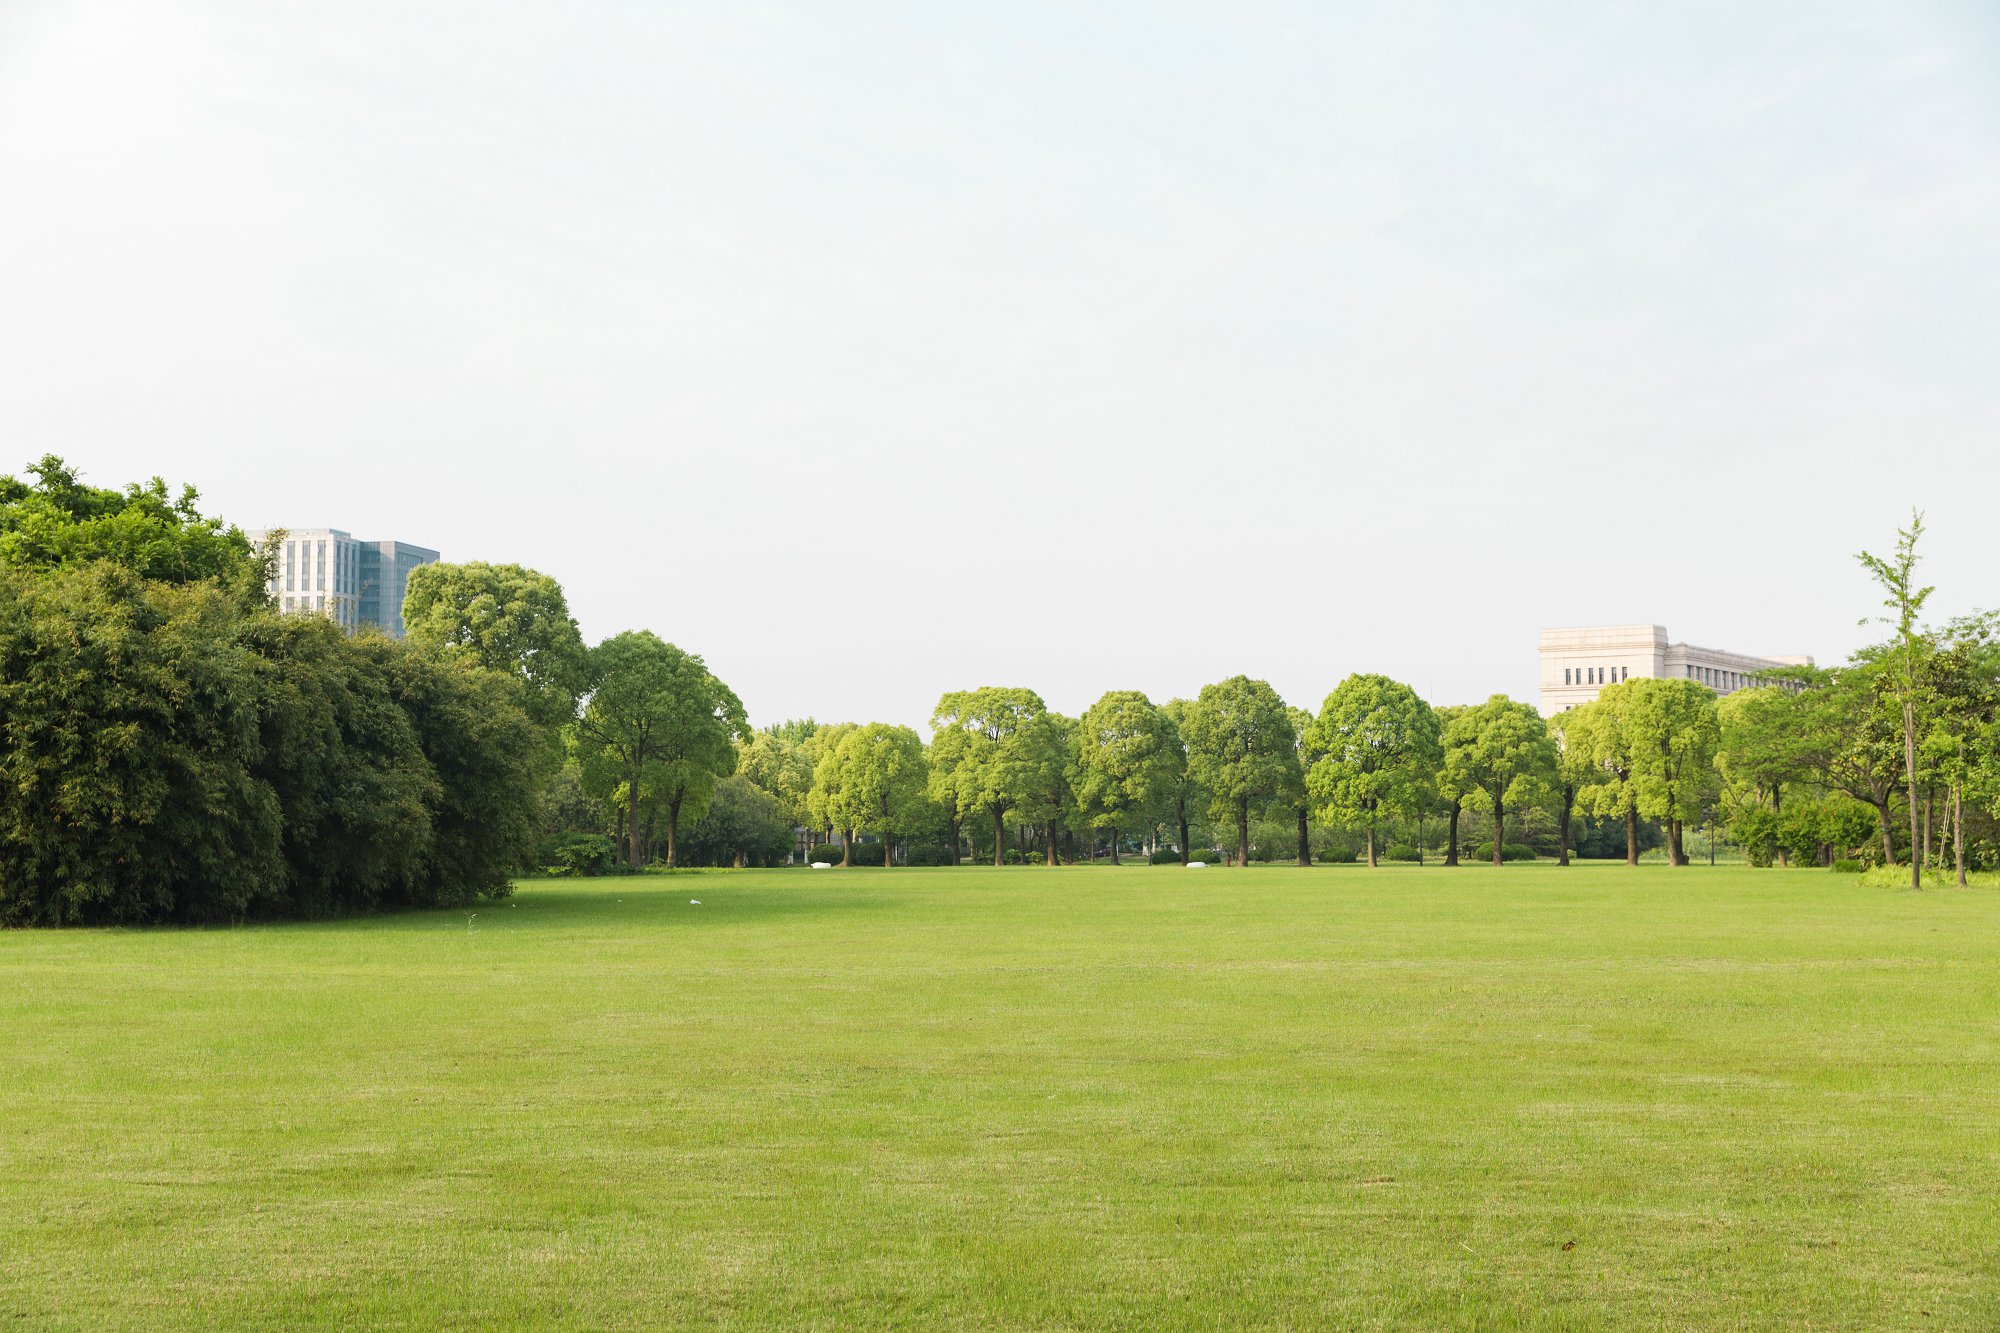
246,527,440,638
1538,624,1812,714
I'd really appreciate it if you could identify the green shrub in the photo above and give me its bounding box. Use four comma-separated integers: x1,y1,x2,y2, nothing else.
1316,847,1356,864
1148,847,1184,865
1832,858,1863,874
1469,842,1537,863
905,843,956,866
537,832,618,877
1383,844,1420,862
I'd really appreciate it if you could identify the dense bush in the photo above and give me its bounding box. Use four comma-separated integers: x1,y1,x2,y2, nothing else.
1469,842,1538,862
538,832,619,877
1832,858,1863,874
1148,847,1184,864
1316,847,1355,864
677,774,794,867
905,842,957,866
0,561,541,925
1383,844,1421,862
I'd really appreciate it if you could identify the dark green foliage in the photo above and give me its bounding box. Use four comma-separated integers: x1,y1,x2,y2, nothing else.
677,774,795,867
1316,847,1356,864
0,560,541,925
537,833,619,877
0,564,281,924
1470,842,1538,863
1832,859,1863,874
904,843,957,867
1383,844,1421,862
1148,847,1184,865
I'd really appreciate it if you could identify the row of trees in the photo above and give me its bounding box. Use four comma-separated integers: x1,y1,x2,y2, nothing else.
571,515,1996,883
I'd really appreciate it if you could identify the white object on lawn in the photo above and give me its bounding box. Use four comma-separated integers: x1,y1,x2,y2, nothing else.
810,861,832,869
1187,861,1207,869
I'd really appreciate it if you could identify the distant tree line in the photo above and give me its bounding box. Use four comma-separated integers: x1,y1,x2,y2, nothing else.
8,458,1994,921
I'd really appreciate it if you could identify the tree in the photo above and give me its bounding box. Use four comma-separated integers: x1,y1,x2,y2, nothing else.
1305,674,1442,868
930,688,1063,867
1573,682,1644,865
1160,699,1204,864
1545,703,1608,867
1621,678,1720,867
1784,664,1905,867
1431,704,1470,865
826,724,928,868
576,632,747,869
1717,681,1818,868
738,727,815,846
1074,691,1184,867
1441,696,1555,867
1180,676,1301,868
402,561,591,730
0,455,260,599
1858,511,1935,889
680,773,798,868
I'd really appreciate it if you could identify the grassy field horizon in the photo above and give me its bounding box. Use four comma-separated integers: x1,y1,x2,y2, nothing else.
4,862,1997,1329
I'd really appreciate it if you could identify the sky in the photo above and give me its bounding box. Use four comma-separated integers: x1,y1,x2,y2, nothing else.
3,1,1997,730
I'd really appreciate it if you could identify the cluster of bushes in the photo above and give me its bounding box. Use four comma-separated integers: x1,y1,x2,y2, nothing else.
0,563,544,924
1316,847,1356,864
1469,842,1538,863
1382,845,1421,862
0,460,545,925
538,832,620,877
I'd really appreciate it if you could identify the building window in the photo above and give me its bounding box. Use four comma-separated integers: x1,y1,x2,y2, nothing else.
1564,668,1572,685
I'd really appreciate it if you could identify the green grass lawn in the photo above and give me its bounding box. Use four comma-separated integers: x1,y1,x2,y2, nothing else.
4,864,1997,1330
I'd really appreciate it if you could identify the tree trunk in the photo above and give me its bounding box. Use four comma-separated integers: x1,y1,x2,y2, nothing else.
1445,800,1461,866
665,795,682,869
619,798,635,869
1667,819,1685,868
840,829,852,867
1365,820,1377,869
1774,783,1787,867
733,850,745,869
1297,807,1311,867
1875,801,1896,870
1491,794,1505,867
948,811,960,866
1954,785,1966,888
993,808,1005,867
1046,822,1058,867
1178,811,1190,865
1903,698,1919,890
1557,789,1574,867
1236,797,1250,868
1921,790,1932,871
1624,798,1638,867
1109,826,1121,866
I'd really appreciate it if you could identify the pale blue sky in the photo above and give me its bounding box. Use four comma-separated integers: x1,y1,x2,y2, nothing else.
3,1,1996,728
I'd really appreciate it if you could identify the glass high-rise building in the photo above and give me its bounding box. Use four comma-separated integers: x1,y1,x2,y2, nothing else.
245,527,440,638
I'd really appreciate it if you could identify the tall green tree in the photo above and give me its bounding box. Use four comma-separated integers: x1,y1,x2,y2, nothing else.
1858,511,1935,889
1545,703,1608,867
1431,704,1470,865
1180,676,1301,868
576,632,747,868
738,728,815,843
1717,681,1818,868
1160,699,1204,864
930,688,1063,867
1074,691,1184,867
1572,683,1644,865
1441,696,1556,867
823,724,928,868
402,561,590,729
1621,678,1720,867
1305,673,1442,868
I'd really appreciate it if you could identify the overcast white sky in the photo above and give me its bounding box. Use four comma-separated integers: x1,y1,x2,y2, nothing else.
3,1,1997,729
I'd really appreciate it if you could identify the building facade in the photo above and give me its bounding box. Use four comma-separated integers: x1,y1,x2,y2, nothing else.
1538,624,1812,714
247,528,440,638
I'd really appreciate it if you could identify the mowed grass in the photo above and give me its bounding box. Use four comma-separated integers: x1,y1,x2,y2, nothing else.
3,865,1998,1330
